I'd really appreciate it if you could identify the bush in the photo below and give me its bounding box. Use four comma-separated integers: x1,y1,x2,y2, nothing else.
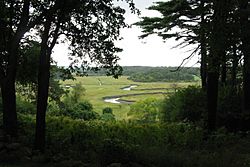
63,82,86,104
48,100,99,120
161,85,249,130
161,86,206,125
16,96,36,114
128,98,162,123
9,115,250,166
102,107,113,114
100,107,115,121
100,113,115,121
217,86,247,131
70,101,99,120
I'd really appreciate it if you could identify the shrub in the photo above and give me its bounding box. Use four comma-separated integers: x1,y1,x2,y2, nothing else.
63,82,86,104
161,86,206,125
16,96,36,114
102,107,113,114
100,107,115,121
11,115,250,166
128,98,162,123
217,86,246,131
48,100,99,120
70,101,99,120
100,113,115,121
162,85,248,130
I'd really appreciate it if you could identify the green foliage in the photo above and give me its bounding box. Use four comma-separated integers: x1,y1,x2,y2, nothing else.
48,79,68,105
216,86,245,130
15,116,250,166
161,86,206,125
162,85,247,130
16,40,69,104
47,82,99,120
63,82,85,104
16,96,36,114
217,86,242,116
102,107,113,114
127,67,200,82
100,107,115,121
84,66,200,82
100,113,115,121
69,101,98,120
128,98,162,123
49,100,99,121
17,41,40,85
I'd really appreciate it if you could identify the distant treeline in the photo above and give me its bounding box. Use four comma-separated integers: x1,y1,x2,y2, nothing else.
82,66,200,82
124,66,200,82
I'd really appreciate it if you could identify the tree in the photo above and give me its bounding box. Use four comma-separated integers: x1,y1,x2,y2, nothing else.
0,0,61,136
0,0,31,136
135,0,211,89
239,0,250,114
135,0,247,131
34,0,138,151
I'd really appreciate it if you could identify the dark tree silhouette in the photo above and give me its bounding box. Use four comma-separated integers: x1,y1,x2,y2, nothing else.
0,0,30,136
0,0,62,136
134,0,211,89
34,0,137,151
239,0,250,114
135,0,249,131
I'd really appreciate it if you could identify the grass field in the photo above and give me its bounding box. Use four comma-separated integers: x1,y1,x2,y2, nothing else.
62,76,199,120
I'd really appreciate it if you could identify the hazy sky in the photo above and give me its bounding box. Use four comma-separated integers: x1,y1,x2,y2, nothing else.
52,0,199,67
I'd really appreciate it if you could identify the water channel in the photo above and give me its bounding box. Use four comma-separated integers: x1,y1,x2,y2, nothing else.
103,85,168,104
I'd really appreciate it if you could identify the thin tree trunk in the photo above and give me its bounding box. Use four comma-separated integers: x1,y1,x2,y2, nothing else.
231,44,238,88
240,0,250,113
34,13,60,151
221,52,227,85
200,0,207,89
34,19,52,151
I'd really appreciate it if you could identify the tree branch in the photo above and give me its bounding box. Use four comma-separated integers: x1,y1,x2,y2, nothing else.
171,45,200,72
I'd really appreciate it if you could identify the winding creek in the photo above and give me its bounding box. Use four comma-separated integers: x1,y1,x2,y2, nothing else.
103,85,170,104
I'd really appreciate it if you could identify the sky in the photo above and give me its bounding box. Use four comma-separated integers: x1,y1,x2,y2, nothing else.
52,0,199,67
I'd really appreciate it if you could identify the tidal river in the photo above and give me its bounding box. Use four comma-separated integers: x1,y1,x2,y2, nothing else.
103,85,137,104
103,85,168,104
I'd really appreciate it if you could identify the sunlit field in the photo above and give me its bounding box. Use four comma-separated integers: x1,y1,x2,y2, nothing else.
62,76,199,120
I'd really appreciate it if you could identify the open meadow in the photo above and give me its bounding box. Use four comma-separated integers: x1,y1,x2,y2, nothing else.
62,76,199,120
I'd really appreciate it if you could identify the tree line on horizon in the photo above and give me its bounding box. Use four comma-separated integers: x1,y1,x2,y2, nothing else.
82,66,200,82
126,67,200,82
135,0,250,131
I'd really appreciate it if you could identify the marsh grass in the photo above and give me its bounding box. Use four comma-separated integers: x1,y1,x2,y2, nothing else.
61,76,198,120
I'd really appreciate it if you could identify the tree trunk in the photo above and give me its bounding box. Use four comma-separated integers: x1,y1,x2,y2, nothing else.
200,0,207,89
1,0,30,137
207,0,228,131
34,5,62,151
221,52,227,85
34,19,52,152
1,37,21,136
239,0,250,113
200,45,207,89
1,79,17,136
231,44,238,88
207,71,219,131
